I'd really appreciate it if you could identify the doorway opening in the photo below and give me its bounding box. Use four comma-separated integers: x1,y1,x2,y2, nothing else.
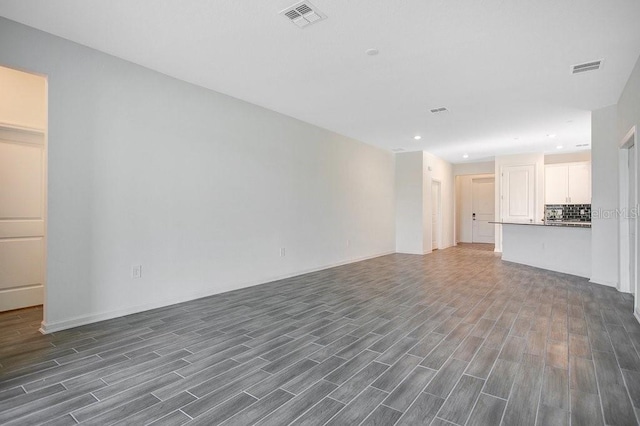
455,173,495,245
431,180,441,250
472,177,496,243
0,65,48,320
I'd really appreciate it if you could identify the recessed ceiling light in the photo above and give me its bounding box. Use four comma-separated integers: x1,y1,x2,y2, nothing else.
414,135,422,140
556,145,563,149
463,154,469,159
366,48,379,56
548,134,557,138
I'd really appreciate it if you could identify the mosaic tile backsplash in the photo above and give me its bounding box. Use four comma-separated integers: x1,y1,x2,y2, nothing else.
545,204,591,222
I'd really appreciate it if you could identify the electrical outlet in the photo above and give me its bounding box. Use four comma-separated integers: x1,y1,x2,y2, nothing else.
132,265,142,279
280,248,286,257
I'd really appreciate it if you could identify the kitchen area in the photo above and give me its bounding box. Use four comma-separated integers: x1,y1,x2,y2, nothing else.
494,152,593,278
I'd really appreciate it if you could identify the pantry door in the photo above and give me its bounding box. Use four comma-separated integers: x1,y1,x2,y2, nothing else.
501,164,535,223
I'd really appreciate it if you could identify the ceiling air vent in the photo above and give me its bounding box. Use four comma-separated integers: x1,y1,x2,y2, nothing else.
430,107,449,114
392,148,405,153
280,1,327,28
571,60,603,74
576,143,590,147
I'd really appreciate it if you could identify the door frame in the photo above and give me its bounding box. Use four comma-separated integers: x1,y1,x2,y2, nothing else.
618,126,638,318
0,64,48,325
454,173,494,244
471,176,496,243
0,124,47,314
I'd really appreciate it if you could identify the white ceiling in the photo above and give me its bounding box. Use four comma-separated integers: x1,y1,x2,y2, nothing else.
1,0,639,163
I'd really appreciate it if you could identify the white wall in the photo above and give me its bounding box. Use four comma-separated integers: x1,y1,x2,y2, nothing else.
590,55,640,294
617,55,640,140
395,152,426,254
395,151,455,254
453,161,495,176
0,18,396,332
494,153,545,252
591,106,620,288
617,55,640,315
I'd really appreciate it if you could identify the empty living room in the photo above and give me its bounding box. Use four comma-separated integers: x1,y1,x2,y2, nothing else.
1,1,640,425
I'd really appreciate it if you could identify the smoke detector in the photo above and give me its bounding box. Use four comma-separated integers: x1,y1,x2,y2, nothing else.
571,60,603,74
280,1,327,28
430,107,449,114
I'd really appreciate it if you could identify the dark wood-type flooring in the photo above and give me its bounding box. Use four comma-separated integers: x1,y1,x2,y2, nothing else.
1,244,640,425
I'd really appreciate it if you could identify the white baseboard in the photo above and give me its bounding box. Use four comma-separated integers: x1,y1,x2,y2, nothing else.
635,309,640,325
39,250,395,334
0,285,43,312
501,256,590,279
589,277,619,289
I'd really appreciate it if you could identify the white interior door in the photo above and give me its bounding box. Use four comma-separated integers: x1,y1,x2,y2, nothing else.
501,164,535,223
472,178,495,243
630,144,636,296
432,180,440,250
0,127,45,311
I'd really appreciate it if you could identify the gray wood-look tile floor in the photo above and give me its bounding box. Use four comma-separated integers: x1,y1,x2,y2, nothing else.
1,244,640,425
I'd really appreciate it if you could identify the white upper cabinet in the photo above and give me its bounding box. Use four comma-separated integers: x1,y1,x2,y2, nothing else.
545,162,591,205
567,163,591,204
545,165,569,204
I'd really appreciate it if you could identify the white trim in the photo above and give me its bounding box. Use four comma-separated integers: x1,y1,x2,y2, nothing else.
0,121,47,316
0,124,44,146
39,250,395,334
0,121,45,133
620,126,637,149
589,277,619,288
635,309,640,325
618,126,637,297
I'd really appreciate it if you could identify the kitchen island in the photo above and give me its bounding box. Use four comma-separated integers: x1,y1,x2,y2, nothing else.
492,221,591,278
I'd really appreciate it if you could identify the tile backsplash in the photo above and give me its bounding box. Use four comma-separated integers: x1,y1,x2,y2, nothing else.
545,204,591,222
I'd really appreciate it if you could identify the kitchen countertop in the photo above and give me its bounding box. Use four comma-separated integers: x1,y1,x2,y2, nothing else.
490,221,591,228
